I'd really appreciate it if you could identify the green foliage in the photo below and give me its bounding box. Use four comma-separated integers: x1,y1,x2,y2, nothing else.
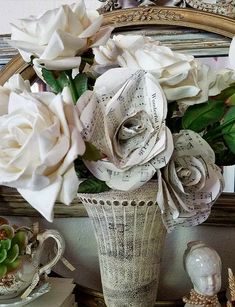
209,138,235,166
0,225,28,278
42,69,69,94
78,178,110,193
214,83,235,100
74,73,88,99
222,106,235,154
42,68,89,104
180,84,235,165
74,158,92,178
227,93,235,106
182,99,225,132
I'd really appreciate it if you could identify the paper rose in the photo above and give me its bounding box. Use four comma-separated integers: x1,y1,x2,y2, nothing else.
0,76,85,221
156,130,224,231
93,34,234,113
10,0,112,70
77,68,174,190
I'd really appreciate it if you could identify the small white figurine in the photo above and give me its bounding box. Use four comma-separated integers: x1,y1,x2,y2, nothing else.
183,241,221,307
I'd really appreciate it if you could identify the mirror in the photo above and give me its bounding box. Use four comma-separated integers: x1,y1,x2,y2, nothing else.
0,6,235,225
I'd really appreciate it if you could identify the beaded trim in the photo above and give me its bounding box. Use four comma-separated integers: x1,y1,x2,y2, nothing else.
183,289,219,306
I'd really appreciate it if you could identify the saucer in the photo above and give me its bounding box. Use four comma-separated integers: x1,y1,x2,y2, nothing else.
0,281,51,306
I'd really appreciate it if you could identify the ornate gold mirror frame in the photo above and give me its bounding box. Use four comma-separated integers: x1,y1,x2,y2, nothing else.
0,6,235,227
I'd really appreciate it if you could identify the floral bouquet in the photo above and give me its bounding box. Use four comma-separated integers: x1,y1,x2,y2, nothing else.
2,0,235,233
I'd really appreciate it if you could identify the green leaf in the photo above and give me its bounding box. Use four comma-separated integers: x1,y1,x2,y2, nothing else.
74,158,91,178
6,258,22,273
0,264,7,278
227,93,235,106
74,73,88,99
182,99,225,132
41,69,71,94
78,178,110,193
42,68,62,93
82,142,102,161
0,239,11,251
4,244,19,264
222,106,235,153
56,71,70,90
0,249,7,263
12,230,28,254
214,83,235,100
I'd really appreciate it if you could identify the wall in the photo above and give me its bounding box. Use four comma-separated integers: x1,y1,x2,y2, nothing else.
1,0,234,301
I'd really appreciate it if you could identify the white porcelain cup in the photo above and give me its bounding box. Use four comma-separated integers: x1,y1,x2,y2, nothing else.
0,229,65,300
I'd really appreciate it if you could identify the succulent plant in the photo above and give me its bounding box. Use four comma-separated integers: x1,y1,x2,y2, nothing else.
0,224,28,278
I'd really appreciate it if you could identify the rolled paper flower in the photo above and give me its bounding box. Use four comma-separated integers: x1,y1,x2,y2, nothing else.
78,68,174,190
157,130,224,231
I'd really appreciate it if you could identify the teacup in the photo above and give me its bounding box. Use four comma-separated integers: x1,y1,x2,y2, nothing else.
0,229,65,300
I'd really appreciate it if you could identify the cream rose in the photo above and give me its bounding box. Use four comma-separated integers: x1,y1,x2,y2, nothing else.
0,78,85,221
0,74,31,115
93,34,234,113
78,68,173,190
156,130,224,231
93,35,159,73
11,1,112,70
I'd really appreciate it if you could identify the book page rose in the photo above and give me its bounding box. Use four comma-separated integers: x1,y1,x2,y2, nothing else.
78,68,173,190
94,35,233,112
11,1,112,70
156,130,224,231
0,79,85,221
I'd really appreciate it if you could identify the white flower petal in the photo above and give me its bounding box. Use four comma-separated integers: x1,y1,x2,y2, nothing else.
33,57,81,70
11,3,109,73
18,178,62,222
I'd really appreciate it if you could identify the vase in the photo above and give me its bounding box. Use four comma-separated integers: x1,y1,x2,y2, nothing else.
78,181,166,307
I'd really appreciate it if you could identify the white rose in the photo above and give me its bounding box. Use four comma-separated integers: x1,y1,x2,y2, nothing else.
11,0,112,70
93,34,159,73
0,74,31,115
94,35,234,113
157,130,224,231
78,68,173,190
0,82,85,221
